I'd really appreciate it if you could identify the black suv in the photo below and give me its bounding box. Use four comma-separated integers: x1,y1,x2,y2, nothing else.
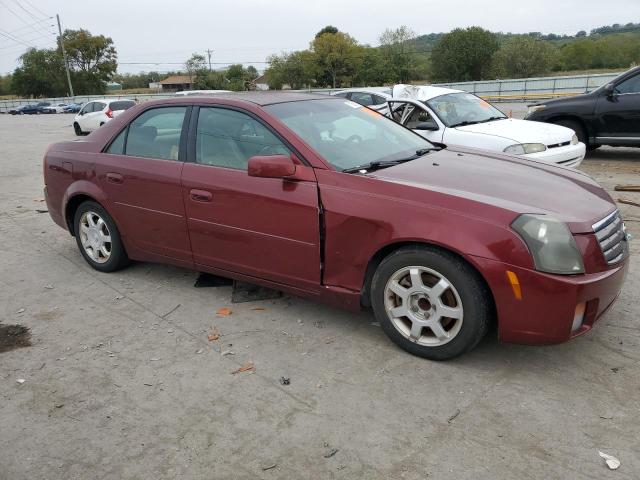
525,66,640,150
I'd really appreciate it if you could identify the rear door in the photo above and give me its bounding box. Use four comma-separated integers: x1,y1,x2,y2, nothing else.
94,106,193,263
181,106,320,290
594,73,640,144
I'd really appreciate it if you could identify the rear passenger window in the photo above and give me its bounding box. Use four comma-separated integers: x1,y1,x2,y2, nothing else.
93,102,106,112
372,94,386,105
350,92,374,106
196,107,290,170
125,107,187,160
110,101,135,111
106,129,126,154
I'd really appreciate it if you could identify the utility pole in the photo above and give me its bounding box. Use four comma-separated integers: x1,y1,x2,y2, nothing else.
56,14,74,97
206,49,213,72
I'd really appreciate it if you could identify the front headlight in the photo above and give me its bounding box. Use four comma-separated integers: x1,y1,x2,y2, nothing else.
512,214,585,274
503,143,547,155
571,134,579,145
527,104,546,115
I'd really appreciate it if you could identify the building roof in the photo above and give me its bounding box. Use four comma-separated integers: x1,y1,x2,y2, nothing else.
159,75,193,85
253,73,269,84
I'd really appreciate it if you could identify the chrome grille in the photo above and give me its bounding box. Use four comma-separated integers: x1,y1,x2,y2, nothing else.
592,211,628,265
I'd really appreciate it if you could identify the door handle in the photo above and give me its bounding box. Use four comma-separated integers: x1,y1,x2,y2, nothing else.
190,189,213,202
106,172,124,184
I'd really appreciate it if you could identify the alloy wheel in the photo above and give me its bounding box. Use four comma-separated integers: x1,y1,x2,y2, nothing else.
384,266,464,346
78,211,112,264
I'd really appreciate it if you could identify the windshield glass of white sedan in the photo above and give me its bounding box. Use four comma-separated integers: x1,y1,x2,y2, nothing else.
265,99,432,171
427,93,506,127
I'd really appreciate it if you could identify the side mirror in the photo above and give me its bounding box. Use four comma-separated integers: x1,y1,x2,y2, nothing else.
414,121,439,131
604,83,615,96
248,155,296,179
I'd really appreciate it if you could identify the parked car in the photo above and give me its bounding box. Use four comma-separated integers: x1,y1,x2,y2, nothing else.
73,99,136,135
390,85,586,168
525,66,640,150
42,103,69,114
44,93,629,360
331,87,392,114
175,90,232,96
8,102,50,115
64,103,82,113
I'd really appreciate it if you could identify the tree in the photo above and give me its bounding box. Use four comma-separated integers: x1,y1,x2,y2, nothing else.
316,25,338,38
265,51,313,89
491,37,557,78
311,31,361,87
185,53,207,88
0,74,12,95
379,25,417,83
430,27,499,82
11,48,66,97
62,29,118,94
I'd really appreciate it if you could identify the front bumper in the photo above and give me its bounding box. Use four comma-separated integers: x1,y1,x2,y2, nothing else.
470,255,629,344
524,142,586,168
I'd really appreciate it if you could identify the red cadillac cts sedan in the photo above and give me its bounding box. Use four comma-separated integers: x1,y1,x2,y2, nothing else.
43,93,630,360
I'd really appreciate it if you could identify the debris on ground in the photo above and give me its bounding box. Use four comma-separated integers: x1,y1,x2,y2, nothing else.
324,448,339,458
35,209,48,214
17,308,25,314
598,451,621,470
208,327,221,341
447,408,461,424
16,378,26,384
193,272,233,288
262,464,277,471
231,362,254,374
314,320,325,329
221,349,234,356
216,308,232,317
614,184,640,192
232,281,282,303
44,284,54,289
195,348,204,354
371,322,381,327
0,323,32,353
280,376,290,386
251,307,266,311
618,198,640,208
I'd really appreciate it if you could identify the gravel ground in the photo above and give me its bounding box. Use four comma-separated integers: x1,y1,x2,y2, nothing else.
0,113,639,479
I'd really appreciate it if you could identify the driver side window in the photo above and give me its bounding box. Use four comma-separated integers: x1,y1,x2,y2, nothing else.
405,107,434,129
196,107,290,170
615,74,640,95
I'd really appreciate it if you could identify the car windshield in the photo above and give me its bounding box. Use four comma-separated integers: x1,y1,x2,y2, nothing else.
426,93,506,128
265,99,432,171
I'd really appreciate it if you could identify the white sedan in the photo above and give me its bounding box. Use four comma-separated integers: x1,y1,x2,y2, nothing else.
389,85,586,168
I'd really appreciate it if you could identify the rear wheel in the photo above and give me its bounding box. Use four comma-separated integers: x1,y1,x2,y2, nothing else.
371,246,492,360
73,201,129,272
73,122,83,136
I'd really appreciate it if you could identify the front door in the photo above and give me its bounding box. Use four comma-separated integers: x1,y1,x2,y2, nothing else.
181,106,321,290
387,99,443,143
94,106,192,263
595,73,640,144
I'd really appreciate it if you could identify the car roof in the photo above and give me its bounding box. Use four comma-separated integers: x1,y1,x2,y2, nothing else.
146,91,335,107
332,87,392,96
392,84,464,101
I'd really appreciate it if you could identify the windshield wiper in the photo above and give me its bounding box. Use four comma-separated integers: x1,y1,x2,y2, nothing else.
450,116,507,128
342,148,435,174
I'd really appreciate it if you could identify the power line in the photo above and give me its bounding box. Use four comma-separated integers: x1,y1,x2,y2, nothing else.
22,0,51,18
9,0,44,23
0,0,54,37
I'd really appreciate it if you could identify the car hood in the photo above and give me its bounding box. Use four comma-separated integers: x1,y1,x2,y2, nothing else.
455,118,574,145
371,147,615,233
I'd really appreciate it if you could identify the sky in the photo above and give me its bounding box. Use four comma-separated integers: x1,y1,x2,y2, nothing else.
1,0,639,75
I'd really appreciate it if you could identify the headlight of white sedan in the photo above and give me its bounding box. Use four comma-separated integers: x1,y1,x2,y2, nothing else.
503,143,547,155
571,134,579,145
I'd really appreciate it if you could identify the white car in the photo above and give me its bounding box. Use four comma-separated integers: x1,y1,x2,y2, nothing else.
42,103,69,114
331,87,392,115
174,89,232,96
73,99,136,136
389,85,586,168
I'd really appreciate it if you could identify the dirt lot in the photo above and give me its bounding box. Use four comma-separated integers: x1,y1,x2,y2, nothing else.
0,113,639,479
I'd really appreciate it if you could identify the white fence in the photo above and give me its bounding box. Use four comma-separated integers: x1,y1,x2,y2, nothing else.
0,71,624,113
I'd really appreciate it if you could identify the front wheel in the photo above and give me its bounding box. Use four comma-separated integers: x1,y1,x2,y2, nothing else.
73,122,83,136
552,119,595,149
74,201,129,272
371,246,492,360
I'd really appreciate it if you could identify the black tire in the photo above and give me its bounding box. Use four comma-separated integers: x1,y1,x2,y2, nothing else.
73,122,83,136
73,201,129,272
552,119,594,149
371,245,492,360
